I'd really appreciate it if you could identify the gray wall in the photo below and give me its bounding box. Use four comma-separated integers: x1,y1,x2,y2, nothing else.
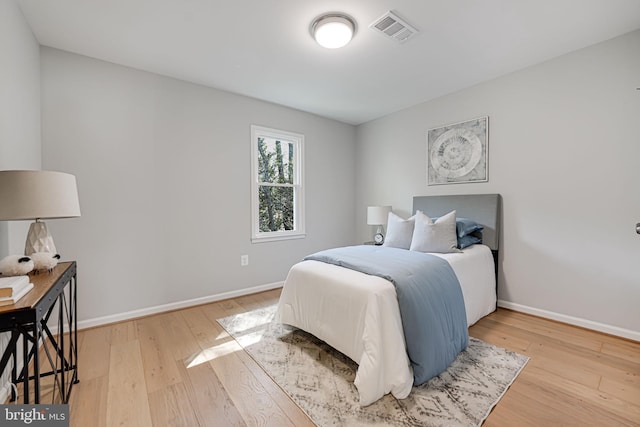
356,30,640,336
41,48,357,322
0,0,41,257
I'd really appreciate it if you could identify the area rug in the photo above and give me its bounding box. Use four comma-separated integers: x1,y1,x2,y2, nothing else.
217,305,528,427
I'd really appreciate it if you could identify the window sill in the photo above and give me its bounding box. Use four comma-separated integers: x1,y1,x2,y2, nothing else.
251,233,306,243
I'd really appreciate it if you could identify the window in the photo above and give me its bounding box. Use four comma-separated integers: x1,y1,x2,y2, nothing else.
251,125,305,242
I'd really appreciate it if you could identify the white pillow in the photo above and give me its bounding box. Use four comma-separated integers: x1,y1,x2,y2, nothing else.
383,212,415,249
410,210,459,253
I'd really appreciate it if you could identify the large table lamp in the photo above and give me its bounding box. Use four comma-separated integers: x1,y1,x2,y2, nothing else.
0,170,81,255
367,205,391,245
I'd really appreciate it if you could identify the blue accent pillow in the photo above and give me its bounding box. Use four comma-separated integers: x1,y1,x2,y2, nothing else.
456,218,484,238
457,234,482,249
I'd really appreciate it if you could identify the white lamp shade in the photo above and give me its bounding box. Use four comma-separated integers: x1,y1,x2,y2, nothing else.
312,14,355,49
0,170,81,220
367,206,392,226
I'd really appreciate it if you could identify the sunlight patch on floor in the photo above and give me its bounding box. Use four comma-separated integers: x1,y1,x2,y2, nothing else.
187,329,265,368
186,341,240,368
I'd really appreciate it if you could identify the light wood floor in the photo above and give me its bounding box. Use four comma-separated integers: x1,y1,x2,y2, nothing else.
32,289,640,426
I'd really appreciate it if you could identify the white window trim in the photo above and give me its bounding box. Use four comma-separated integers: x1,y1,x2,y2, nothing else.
251,125,305,243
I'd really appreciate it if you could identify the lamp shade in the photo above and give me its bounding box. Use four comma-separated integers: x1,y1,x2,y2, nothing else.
0,170,81,220
367,205,391,226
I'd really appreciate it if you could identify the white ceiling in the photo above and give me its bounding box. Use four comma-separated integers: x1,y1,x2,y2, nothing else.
19,0,640,125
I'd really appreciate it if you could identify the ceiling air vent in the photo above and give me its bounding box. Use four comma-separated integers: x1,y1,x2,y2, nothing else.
369,11,418,43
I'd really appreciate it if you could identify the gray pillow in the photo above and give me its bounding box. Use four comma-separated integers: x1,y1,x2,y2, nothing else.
410,210,460,253
383,212,415,249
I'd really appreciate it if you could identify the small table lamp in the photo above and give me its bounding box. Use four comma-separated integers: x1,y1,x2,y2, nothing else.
0,170,81,255
367,205,391,245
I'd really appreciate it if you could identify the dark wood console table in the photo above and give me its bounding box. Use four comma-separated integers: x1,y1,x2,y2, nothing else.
0,261,78,403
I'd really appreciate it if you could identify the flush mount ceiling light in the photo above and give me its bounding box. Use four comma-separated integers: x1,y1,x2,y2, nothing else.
311,13,356,49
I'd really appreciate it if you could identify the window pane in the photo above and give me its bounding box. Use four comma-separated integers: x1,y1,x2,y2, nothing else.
259,185,294,232
257,137,294,184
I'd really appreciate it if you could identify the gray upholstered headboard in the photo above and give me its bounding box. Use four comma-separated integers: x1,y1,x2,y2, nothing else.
412,194,502,251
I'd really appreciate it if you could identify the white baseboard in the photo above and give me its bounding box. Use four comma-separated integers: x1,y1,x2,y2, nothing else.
497,300,640,342
77,281,284,330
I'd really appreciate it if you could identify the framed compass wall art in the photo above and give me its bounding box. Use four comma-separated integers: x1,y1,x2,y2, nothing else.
427,116,488,185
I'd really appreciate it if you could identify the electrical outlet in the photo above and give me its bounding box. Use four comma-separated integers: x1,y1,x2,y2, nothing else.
240,255,249,266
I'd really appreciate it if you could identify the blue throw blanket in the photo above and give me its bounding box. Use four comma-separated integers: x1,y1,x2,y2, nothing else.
305,245,468,385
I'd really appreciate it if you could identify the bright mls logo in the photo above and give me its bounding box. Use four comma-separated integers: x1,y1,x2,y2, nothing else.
1,405,68,426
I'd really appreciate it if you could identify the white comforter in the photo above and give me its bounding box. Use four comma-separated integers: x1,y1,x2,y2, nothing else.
275,244,496,406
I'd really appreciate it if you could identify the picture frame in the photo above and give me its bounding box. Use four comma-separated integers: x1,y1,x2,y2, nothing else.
427,116,489,185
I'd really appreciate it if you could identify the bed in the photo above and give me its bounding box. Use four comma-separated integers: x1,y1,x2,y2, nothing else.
276,194,502,406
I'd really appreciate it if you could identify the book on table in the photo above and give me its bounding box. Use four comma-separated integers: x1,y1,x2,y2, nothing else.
0,282,34,307
0,275,31,297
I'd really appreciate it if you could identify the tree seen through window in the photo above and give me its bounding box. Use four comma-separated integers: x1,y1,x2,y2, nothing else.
257,137,295,232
